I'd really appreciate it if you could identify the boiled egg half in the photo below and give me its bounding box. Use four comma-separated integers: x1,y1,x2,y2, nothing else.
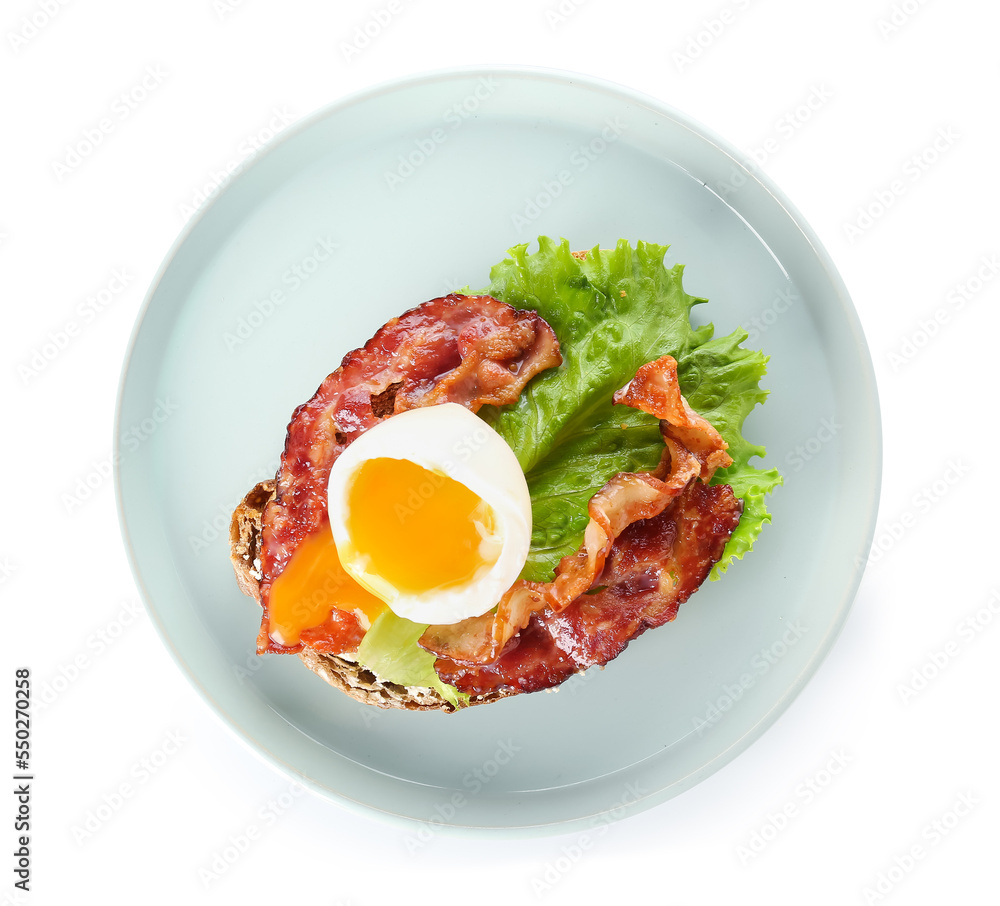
326,402,532,625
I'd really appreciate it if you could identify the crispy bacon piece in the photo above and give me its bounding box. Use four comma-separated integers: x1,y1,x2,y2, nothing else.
419,355,734,667
615,356,732,480
256,294,562,654
437,482,743,695
297,610,367,654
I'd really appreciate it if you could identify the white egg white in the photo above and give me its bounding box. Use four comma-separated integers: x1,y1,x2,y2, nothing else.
326,402,532,625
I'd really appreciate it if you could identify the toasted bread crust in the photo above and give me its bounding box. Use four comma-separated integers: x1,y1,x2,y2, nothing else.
229,481,513,712
229,480,274,601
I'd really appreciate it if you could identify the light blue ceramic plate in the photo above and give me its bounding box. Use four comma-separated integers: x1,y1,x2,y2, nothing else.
115,67,880,834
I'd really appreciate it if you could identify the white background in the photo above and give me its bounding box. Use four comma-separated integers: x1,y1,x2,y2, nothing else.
3,0,999,904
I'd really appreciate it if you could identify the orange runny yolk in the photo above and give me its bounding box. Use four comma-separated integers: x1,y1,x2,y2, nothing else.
345,457,500,594
267,522,385,647
268,457,500,645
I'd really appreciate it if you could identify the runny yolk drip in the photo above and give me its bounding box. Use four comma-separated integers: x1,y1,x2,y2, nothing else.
267,521,386,647
346,457,500,594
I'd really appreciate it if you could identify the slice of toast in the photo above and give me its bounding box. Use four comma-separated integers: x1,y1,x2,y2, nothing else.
229,482,515,712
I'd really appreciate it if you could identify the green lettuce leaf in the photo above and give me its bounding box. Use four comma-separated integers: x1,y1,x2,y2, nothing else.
356,611,470,709
481,236,781,581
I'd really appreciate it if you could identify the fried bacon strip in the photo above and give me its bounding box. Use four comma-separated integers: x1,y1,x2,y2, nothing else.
436,481,743,695
418,355,735,667
256,294,562,654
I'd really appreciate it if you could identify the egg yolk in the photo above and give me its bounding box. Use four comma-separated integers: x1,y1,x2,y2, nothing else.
267,521,386,646
345,457,501,594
